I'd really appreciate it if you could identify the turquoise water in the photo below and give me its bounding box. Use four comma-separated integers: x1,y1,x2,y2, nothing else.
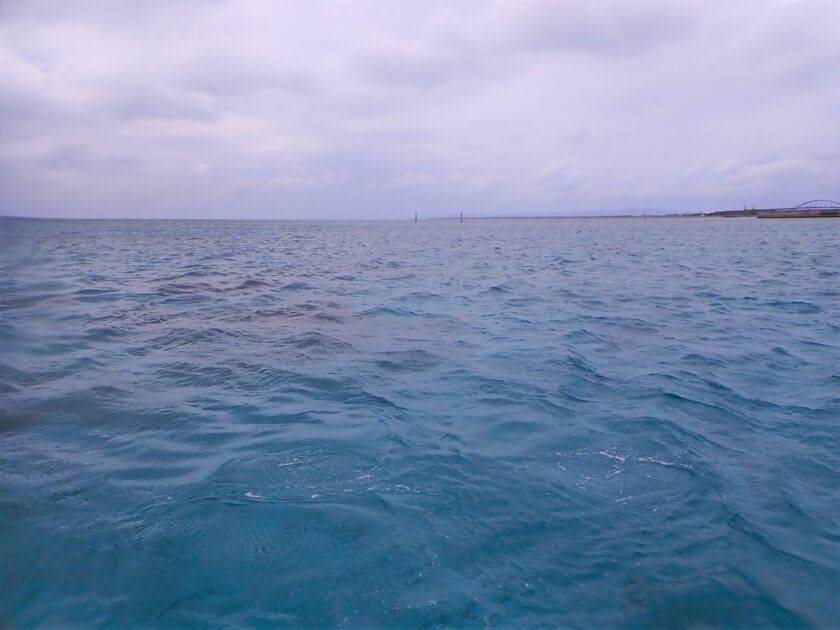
1,217,838,628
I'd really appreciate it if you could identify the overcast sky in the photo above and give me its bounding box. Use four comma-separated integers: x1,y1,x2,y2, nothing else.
1,0,838,219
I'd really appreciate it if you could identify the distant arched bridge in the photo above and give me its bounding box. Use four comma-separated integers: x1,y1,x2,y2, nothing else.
792,199,840,210
757,199,840,218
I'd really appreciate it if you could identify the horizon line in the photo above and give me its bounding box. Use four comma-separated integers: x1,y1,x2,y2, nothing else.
0,208,804,221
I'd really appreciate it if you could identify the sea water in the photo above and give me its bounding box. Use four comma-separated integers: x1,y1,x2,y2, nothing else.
1,217,838,627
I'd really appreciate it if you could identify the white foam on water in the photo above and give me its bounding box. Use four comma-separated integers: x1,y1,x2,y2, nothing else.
598,451,626,463
637,456,691,469
277,458,306,467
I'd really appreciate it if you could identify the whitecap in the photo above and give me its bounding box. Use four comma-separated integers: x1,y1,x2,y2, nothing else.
598,451,627,463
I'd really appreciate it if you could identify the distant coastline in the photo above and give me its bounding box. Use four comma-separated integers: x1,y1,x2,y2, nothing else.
2,204,838,222
443,206,840,220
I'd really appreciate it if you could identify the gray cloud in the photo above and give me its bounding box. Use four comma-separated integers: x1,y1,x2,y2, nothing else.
1,0,838,218
476,1,701,54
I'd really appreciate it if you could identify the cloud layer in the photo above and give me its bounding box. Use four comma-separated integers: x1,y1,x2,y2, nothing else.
1,0,838,218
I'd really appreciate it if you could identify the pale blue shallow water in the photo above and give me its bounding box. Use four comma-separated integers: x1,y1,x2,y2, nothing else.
1,217,839,628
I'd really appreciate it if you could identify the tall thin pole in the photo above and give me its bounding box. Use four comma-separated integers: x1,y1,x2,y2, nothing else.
460,211,463,223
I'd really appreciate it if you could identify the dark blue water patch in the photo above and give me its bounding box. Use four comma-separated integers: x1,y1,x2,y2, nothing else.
361,306,424,318
1,217,839,628
373,349,442,373
276,281,310,291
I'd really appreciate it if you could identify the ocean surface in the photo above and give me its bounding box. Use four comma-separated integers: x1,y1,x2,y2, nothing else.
1,217,838,628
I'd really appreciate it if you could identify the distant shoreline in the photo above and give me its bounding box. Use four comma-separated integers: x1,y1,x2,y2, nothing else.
436,209,840,220
2,209,838,221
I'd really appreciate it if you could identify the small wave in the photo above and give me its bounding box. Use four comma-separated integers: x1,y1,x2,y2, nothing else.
374,349,440,372
282,282,312,290
281,332,353,356
147,327,240,350
765,300,820,313
361,306,419,317
234,279,271,290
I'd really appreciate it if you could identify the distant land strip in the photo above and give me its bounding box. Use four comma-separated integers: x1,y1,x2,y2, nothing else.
450,207,840,220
